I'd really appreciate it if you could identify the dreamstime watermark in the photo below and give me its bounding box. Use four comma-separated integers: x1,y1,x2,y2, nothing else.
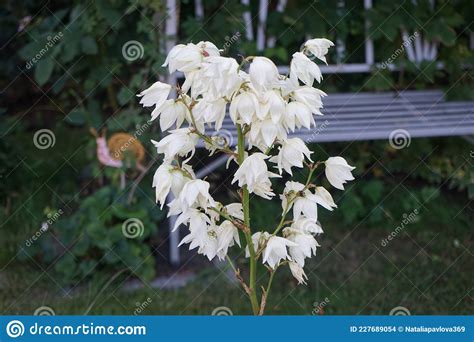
122,218,144,239
133,298,152,315
6,320,24,338
113,122,150,160
389,306,411,316
25,209,63,247
122,40,144,61
312,297,330,315
25,32,63,70
305,120,330,143
389,129,411,149
34,306,56,316
379,32,419,70
211,306,233,316
222,32,241,52
6,321,146,338
33,129,56,149
381,209,419,247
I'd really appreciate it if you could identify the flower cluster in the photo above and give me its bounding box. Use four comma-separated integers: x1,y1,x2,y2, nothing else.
140,38,354,292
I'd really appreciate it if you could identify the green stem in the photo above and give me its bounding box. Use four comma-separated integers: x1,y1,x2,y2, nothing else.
225,255,238,274
237,124,259,315
263,268,277,313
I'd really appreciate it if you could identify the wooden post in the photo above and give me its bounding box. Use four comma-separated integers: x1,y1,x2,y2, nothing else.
364,0,374,66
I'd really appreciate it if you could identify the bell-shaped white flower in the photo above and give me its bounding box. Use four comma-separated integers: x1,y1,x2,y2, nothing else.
278,76,299,97
289,261,308,285
152,164,193,208
304,38,334,64
163,41,219,74
258,90,286,123
163,44,200,73
293,193,318,221
225,203,244,221
229,91,259,125
290,52,322,85
178,209,218,261
178,179,216,211
198,56,242,99
312,186,337,211
248,118,287,150
270,138,312,175
152,128,199,163
232,153,280,199
152,164,174,207
325,157,355,190
262,235,297,269
245,231,270,257
291,218,324,235
291,86,326,115
249,57,279,91
281,181,318,221
216,220,241,260
284,101,314,131
193,97,227,130
284,228,319,267
281,181,305,208
137,81,171,108
151,99,188,131
196,41,220,57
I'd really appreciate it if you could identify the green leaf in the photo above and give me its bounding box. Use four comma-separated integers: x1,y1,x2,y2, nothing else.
61,35,80,63
65,109,86,126
420,187,440,202
339,193,364,224
19,41,42,60
55,254,76,280
73,235,90,256
361,180,385,203
34,57,54,86
81,36,98,55
117,87,135,106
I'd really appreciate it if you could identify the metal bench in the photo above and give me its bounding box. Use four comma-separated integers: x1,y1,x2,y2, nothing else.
194,89,474,175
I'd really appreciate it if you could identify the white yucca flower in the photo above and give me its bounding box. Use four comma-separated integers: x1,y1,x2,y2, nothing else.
304,38,334,64
152,164,192,208
325,157,356,190
151,99,188,131
270,138,313,175
152,128,199,163
249,57,280,91
290,52,322,86
262,235,297,269
284,227,319,267
232,153,280,199
137,81,171,108
139,37,355,315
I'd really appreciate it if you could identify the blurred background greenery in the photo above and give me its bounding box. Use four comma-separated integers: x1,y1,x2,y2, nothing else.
0,0,472,315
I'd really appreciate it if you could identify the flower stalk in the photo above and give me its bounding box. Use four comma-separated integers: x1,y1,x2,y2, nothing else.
237,123,259,314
